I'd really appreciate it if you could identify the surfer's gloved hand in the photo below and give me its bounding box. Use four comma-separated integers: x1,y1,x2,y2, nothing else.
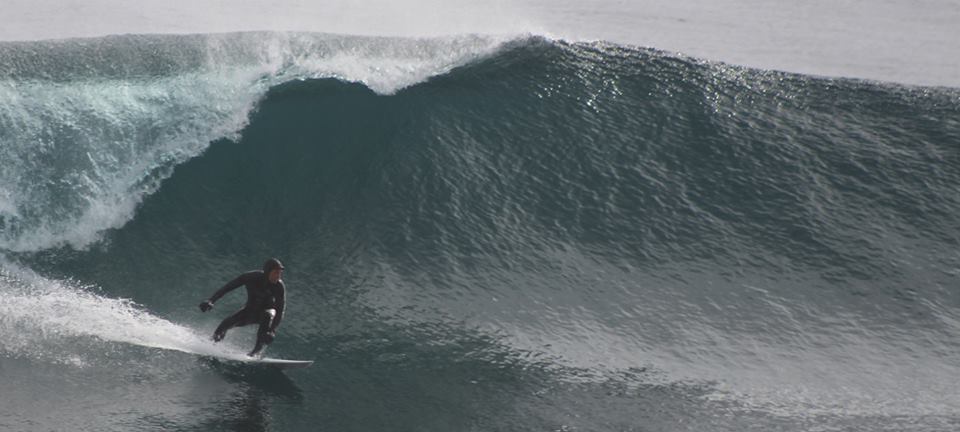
199,300,214,312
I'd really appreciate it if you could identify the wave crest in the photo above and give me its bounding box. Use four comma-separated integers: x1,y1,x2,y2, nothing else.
0,32,517,252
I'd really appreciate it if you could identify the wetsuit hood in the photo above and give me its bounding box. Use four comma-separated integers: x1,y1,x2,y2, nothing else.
263,258,284,274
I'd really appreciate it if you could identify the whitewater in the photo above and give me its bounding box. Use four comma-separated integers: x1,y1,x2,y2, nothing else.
1,2,959,432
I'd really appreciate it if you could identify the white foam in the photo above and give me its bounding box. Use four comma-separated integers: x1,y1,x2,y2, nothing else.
0,33,511,252
0,261,252,363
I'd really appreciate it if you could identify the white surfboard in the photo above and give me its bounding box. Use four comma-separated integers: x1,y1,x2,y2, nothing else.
137,339,313,369
189,350,313,369
243,357,313,369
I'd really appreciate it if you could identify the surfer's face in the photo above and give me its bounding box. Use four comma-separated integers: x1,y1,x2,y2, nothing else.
269,268,282,283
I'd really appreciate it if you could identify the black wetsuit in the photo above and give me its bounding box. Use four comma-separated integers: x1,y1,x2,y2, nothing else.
209,270,285,351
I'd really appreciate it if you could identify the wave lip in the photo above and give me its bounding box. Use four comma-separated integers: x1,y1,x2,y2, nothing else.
0,31,519,252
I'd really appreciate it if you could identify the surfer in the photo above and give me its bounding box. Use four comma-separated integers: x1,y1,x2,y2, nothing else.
199,258,286,357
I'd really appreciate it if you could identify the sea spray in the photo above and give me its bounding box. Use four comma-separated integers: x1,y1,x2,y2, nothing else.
0,32,512,251
0,259,254,363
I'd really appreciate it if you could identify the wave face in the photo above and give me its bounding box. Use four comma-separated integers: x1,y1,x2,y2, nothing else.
2,33,960,432
0,32,508,251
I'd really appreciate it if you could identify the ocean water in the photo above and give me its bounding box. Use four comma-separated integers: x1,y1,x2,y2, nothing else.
0,26,959,432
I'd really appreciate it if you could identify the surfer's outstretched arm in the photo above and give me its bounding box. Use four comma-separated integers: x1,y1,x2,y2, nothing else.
199,271,258,311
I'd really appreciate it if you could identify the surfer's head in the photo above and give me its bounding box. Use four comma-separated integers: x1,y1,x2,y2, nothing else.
263,258,284,283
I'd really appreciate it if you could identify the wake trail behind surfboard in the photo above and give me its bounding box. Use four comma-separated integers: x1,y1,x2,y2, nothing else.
0,263,255,363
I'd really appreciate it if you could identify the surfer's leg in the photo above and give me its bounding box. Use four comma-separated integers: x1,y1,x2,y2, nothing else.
249,308,276,356
213,309,248,342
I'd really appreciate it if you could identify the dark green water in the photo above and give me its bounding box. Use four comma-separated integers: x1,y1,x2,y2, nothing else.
1,33,960,431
